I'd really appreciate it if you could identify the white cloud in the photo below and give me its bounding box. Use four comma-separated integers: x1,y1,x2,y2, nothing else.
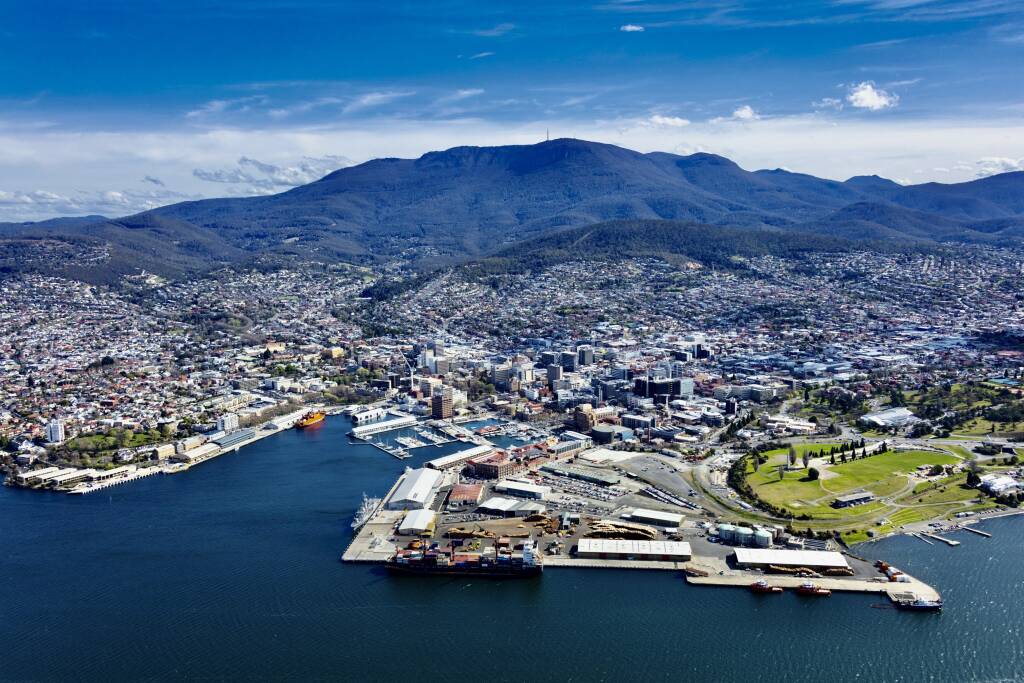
185,96,267,120
342,91,415,113
813,97,844,110
648,114,690,127
620,24,645,32
469,51,495,59
142,175,165,187
974,156,1024,177
711,104,760,123
472,23,514,37
194,155,353,189
0,186,194,221
846,82,899,110
436,89,485,104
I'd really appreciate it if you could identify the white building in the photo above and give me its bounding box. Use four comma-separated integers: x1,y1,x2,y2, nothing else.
217,413,239,433
397,508,436,535
45,419,65,444
385,468,443,510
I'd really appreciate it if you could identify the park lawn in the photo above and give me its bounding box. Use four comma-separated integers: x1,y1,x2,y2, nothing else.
762,442,842,457
825,450,957,495
746,457,828,508
68,430,163,452
937,443,974,460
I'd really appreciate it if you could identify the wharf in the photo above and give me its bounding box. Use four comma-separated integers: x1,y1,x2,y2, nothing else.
921,532,960,547
341,477,404,563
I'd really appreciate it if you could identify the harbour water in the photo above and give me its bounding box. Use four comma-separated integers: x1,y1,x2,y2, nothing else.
2,417,1022,682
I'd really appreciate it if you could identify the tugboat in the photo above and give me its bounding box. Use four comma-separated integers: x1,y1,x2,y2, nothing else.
296,410,326,429
796,582,832,597
750,579,783,594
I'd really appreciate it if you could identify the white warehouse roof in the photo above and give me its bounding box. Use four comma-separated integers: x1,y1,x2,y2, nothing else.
386,468,442,510
398,508,436,534
426,444,493,470
578,539,691,558
733,548,849,569
628,508,684,526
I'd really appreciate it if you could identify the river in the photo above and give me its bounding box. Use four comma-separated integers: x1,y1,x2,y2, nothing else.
2,416,1021,682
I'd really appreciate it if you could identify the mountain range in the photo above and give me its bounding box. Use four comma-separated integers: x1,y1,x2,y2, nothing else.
2,138,1023,282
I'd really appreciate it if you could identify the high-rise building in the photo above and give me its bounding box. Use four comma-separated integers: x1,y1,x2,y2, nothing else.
577,347,595,366
217,413,240,432
560,351,579,371
431,386,454,419
45,419,65,444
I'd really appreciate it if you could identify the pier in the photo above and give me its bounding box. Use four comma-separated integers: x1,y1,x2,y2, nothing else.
921,532,960,547
961,526,992,538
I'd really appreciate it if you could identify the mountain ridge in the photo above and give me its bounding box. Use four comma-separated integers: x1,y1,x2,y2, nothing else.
1,138,1022,282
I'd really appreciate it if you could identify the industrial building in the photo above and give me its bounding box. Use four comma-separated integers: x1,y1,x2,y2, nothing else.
425,444,493,470
627,508,684,528
447,483,484,508
731,548,850,571
397,509,436,535
212,428,256,449
576,539,692,561
540,463,620,486
494,480,550,500
351,414,417,438
385,468,443,510
477,496,545,517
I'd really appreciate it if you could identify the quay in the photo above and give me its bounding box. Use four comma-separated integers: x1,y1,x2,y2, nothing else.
960,526,992,538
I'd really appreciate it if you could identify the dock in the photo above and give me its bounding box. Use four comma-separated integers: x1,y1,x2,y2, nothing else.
960,526,992,538
921,532,960,547
911,532,934,545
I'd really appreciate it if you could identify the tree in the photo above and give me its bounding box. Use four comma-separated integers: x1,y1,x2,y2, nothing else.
788,445,797,468
778,464,786,481
802,451,810,469
807,467,820,481
830,454,836,465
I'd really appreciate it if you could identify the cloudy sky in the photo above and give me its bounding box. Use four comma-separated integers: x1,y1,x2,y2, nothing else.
1,0,1023,221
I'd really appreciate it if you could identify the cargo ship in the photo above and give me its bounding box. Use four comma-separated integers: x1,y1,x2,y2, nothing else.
750,579,783,594
295,411,326,429
796,582,832,597
386,539,543,577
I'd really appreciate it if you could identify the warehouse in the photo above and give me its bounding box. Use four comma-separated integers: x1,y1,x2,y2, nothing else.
494,480,550,500
447,483,484,508
477,496,546,518
732,548,850,571
426,444,493,470
385,468,442,510
397,509,436,535
626,508,684,528
576,539,692,561
540,463,621,486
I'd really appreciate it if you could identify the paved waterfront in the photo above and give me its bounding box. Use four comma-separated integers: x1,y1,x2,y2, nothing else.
2,417,1022,682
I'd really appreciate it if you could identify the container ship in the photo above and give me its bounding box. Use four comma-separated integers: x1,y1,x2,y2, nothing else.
386,539,543,577
296,411,326,429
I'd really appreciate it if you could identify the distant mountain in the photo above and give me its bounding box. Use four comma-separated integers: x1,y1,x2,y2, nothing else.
2,138,1023,281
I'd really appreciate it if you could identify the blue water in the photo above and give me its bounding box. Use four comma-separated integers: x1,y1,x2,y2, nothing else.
2,417,1022,682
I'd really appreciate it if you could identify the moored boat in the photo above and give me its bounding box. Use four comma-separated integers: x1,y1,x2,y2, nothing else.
750,579,783,594
296,411,326,428
796,582,832,597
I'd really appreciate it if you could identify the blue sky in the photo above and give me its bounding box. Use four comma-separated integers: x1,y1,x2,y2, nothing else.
1,0,1022,220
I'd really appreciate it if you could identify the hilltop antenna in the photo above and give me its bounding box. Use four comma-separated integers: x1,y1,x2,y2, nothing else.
546,128,549,142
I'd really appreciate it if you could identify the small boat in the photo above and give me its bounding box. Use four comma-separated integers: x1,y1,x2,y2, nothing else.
296,411,326,429
750,579,783,594
796,582,832,597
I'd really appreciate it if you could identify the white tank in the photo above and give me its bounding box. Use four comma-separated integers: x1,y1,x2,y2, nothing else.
734,526,754,546
754,529,773,548
717,523,736,543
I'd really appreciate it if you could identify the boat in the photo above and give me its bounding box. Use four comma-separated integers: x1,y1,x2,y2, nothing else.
796,582,832,597
295,411,326,429
386,540,543,578
351,493,382,530
750,579,783,594
895,597,943,611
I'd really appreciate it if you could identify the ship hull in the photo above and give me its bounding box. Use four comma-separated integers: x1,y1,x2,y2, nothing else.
385,563,542,578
